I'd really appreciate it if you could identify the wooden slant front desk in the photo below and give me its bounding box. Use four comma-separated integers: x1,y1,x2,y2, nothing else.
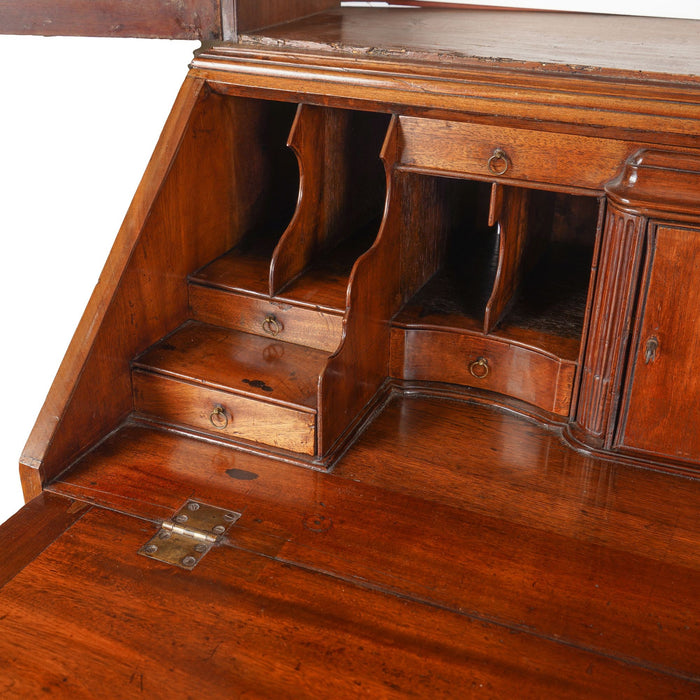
1,4,699,697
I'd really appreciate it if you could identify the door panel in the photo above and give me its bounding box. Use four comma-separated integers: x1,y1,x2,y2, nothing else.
617,224,700,463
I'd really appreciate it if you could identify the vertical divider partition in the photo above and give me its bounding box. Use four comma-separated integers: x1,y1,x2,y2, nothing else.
484,184,531,333
316,115,400,455
269,104,390,299
317,116,464,456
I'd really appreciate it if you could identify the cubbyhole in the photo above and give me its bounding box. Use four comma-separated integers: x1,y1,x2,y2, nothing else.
497,191,601,355
394,173,498,333
395,174,602,362
191,96,300,295
271,106,392,311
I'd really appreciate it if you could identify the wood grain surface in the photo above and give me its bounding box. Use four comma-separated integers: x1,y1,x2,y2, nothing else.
189,283,344,352
133,369,317,455
2,500,696,698
617,224,700,463
0,0,220,39
399,117,638,193
39,394,700,694
133,321,328,411
242,8,700,79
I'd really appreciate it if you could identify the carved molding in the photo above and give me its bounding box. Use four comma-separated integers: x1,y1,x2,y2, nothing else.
575,205,646,444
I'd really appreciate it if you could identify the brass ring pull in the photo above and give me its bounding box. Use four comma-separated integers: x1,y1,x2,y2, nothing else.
469,357,490,379
487,148,509,176
209,405,229,430
262,314,283,336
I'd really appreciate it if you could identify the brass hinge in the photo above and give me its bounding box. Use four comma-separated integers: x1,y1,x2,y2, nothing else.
138,500,241,570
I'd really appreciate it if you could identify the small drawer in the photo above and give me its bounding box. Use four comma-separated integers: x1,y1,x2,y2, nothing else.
399,117,635,191
133,370,317,455
394,329,575,416
190,284,344,353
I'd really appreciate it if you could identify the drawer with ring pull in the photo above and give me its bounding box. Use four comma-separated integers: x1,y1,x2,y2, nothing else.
392,328,576,416
397,116,635,191
132,369,317,455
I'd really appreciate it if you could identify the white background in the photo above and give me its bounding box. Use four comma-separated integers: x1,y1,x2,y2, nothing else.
0,37,198,523
0,2,698,525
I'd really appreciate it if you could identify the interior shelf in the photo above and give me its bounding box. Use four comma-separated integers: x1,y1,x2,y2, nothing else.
192,229,282,297
278,218,381,312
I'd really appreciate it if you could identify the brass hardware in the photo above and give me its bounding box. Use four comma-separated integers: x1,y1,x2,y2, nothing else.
644,336,659,364
487,148,509,176
209,404,229,429
262,314,283,336
469,356,490,379
139,500,241,570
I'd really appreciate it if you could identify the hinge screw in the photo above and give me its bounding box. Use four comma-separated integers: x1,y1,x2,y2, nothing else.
174,514,189,524
223,513,237,522
182,556,197,567
158,530,171,540
212,525,226,535
187,502,200,511
194,544,208,553
144,544,158,554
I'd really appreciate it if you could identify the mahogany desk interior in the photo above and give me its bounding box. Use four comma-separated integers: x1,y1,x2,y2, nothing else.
0,6,699,697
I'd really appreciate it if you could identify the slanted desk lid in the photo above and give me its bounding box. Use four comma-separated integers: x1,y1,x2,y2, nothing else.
0,0,338,41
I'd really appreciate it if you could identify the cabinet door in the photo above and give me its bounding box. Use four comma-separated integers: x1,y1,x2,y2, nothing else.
617,224,700,463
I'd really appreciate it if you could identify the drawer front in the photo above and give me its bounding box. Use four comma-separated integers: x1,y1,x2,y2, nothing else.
190,284,344,353
394,329,575,416
399,117,635,191
133,370,316,456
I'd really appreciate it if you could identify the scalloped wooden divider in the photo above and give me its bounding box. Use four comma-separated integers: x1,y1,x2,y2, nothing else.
484,184,531,333
269,104,389,299
316,119,469,455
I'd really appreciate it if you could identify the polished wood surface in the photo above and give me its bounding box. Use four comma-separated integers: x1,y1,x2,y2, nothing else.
4,6,700,696
618,224,700,463
20,76,210,500
0,492,88,589
269,104,388,297
133,321,327,411
607,149,700,221
399,117,637,193
189,282,344,352
232,0,339,38
133,369,317,455
199,15,700,148
13,395,696,695
241,8,700,79
2,489,695,697
484,185,530,333
393,328,576,415
573,206,646,447
20,89,300,498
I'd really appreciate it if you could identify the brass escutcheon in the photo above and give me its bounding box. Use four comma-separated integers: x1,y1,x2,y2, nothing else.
209,404,229,429
262,314,283,336
469,357,490,379
644,335,660,364
487,148,509,176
